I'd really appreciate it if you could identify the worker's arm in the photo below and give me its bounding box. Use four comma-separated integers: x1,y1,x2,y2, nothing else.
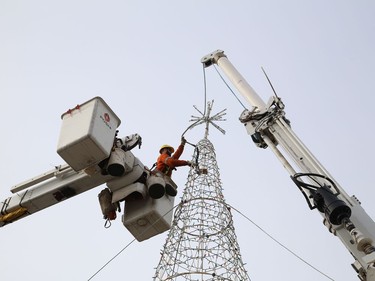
165,157,189,167
172,144,185,160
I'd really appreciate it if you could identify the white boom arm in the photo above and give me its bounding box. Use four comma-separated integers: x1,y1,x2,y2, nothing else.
0,133,144,227
202,50,375,281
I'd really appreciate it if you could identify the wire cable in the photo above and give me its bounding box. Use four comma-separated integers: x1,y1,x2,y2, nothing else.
229,204,335,281
87,202,180,281
87,235,137,281
181,64,209,139
202,63,207,116
213,64,247,110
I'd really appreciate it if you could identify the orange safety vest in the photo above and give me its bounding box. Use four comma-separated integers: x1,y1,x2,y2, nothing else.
156,144,188,177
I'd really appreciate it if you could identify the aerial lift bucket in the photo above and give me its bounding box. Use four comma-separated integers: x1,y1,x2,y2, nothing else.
106,163,175,241
122,187,175,242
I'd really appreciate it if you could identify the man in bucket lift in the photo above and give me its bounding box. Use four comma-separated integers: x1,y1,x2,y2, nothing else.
148,137,193,199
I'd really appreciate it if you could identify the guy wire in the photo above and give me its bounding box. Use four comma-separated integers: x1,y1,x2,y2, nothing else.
87,203,180,280
230,204,335,281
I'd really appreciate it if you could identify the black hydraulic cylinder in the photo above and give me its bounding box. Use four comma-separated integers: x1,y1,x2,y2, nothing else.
313,185,351,225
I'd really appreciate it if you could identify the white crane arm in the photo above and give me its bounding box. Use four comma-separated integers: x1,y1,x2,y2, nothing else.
202,50,375,281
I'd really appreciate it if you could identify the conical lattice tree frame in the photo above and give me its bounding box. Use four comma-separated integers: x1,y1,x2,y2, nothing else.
153,138,251,281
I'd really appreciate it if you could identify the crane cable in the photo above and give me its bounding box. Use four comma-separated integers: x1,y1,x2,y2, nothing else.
181,63,208,139
213,64,247,110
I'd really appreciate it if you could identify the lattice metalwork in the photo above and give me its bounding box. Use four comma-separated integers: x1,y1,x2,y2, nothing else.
153,137,251,281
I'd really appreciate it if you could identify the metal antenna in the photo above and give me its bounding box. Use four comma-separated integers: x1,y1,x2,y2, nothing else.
261,67,279,98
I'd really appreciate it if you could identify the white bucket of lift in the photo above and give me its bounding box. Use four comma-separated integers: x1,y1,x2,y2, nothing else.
122,191,175,242
57,97,121,171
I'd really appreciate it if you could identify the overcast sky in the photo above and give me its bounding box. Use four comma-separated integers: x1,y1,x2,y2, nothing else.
1,1,375,281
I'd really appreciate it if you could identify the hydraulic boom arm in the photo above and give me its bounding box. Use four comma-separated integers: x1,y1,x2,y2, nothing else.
201,50,375,281
0,133,143,227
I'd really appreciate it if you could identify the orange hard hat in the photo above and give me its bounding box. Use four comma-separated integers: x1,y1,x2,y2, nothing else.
159,144,174,154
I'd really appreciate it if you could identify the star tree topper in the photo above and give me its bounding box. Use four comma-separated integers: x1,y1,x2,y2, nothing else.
188,100,226,139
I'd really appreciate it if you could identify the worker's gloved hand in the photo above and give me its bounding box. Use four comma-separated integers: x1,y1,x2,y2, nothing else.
181,137,187,145
187,161,195,167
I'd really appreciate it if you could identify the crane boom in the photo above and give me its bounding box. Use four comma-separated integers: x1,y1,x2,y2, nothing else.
202,50,375,281
1,164,109,225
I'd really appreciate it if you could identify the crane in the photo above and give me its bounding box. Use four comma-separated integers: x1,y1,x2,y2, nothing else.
201,50,375,281
0,96,175,242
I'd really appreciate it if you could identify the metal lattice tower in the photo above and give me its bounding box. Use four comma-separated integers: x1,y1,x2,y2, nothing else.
153,101,251,281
